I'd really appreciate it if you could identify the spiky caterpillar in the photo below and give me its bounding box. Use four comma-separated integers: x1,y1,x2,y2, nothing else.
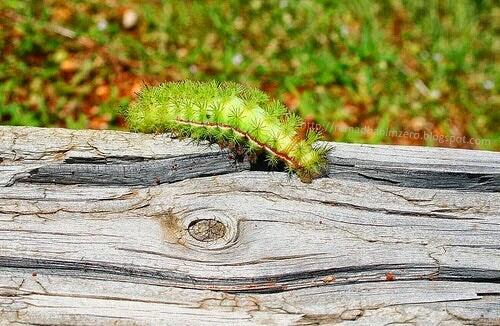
125,81,329,182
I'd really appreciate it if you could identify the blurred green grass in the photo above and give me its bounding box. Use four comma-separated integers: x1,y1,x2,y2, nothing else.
0,0,498,149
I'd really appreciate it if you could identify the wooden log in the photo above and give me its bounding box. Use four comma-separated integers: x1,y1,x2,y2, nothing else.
0,126,499,325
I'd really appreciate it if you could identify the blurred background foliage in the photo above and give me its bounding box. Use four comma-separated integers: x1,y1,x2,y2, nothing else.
0,0,498,149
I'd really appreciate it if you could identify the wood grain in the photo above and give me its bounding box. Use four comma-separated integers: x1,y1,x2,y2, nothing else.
0,126,499,325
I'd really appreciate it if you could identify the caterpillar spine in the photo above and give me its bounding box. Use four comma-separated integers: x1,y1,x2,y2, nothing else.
126,80,330,182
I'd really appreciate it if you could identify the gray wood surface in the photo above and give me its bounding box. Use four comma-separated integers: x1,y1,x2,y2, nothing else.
0,126,499,325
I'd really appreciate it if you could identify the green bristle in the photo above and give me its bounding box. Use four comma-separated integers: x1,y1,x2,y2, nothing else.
266,99,287,117
245,142,260,155
266,129,281,148
211,103,224,124
196,102,209,122
265,152,279,167
249,117,266,142
227,106,244,129
305,130,321,145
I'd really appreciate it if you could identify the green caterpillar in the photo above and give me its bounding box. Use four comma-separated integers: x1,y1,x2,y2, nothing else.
126,81,329,182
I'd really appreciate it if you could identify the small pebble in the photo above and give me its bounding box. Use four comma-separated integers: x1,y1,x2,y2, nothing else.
340,25,349,37
97,19,108,31
429,89,441,100
189,65,198,74
432,53,443,63
232,53,244,66
122,9,138,29
483,80,494,90
60,58,79,72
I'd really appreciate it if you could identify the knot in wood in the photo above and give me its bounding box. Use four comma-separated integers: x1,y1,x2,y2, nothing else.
188,219,226,242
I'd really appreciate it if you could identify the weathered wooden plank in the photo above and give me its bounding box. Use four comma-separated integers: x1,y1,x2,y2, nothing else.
0,173,499,324
326,142,500,191
0,126,248,186
2,126,499,190
0,126,499,325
